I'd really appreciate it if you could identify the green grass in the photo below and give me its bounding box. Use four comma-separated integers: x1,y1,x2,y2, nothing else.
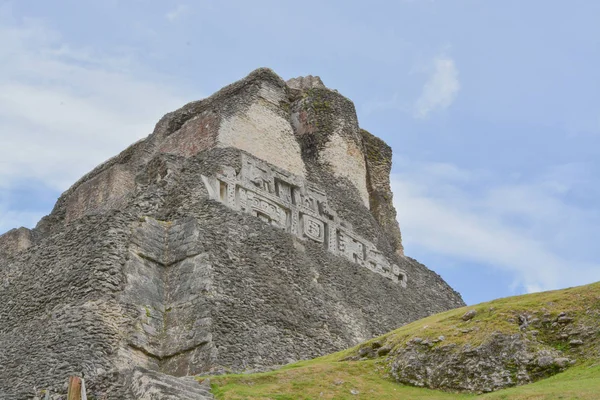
358,281,600,352
207,360,600,400
203,281,600,399
481,363,600,400
208,359,471,400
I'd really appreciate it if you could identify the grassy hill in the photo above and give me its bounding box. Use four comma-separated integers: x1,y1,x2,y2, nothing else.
203,281,600,399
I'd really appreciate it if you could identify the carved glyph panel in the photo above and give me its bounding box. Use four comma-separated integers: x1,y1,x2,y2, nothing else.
246,190,289,228
302,214,325,243
202,154,407,287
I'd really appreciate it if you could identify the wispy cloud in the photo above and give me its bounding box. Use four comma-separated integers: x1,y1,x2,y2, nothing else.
392,159,600,294
414,56,460,119
166,4,189,22
0,15,190,189
0,12,193,232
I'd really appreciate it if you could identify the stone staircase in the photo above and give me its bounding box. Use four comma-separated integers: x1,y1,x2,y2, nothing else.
130,367,214,399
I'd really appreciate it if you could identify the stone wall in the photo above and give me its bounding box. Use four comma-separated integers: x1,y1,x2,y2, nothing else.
26,69,396,240
0,227,33,258
217,80,307,178
64,164,136,223
202,153,407,284
0,68,463,398
361,129,404,255
290,86,370,207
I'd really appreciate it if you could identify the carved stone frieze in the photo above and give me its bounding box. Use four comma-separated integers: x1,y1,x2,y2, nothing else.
302,214,325,243
202,154,407,286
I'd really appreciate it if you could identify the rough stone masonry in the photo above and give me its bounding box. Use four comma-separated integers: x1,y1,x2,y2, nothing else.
0,68,464,399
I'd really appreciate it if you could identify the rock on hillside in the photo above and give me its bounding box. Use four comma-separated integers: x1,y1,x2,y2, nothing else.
347,281,600,393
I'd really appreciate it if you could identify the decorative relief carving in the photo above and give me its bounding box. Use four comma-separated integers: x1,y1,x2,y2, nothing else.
247,191,289,228
302,214,325,243
202,154,407,286
275,179,293,203
338,230,365,264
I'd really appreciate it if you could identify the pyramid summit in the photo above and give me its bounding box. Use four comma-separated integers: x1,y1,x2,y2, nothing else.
0,68,464,399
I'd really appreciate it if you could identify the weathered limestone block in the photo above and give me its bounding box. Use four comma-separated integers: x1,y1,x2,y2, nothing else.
162,252,215,376
361,129,404,255
159,112,220,158
290,86,369,207
120,218,168,368
64,164,135,223
120,217,217,377
129,367,214,400
217,81,306,178
0,226,33,257
287,75,326,91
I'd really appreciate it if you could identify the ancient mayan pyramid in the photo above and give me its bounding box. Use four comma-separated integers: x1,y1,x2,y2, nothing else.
0,68,464,399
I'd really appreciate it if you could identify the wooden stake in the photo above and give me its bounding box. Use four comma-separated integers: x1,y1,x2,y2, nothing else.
67,376,82,400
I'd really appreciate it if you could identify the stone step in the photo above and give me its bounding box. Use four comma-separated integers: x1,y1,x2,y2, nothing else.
130,367,214,399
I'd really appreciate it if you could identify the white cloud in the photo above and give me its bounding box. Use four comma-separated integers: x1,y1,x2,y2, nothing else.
166,4,189,22
0,16,191,192
414,56,460,119
0,13,195,233
392,159,600,294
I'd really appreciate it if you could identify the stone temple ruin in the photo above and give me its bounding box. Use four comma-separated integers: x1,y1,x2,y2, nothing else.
0,68,463,399
203,154,407,285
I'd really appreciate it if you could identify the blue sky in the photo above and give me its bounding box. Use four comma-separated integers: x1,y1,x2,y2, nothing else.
1,0,599,305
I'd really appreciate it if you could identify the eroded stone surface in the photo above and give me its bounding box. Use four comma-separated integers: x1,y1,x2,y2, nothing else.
0,227,33,257
361,129,404,255
202,154,406,284
122,217,216,376
0,68,464,399
319,131,369,207
287,75,326,91
130,368,214,400
387,333,572,393
289,85,370,207
65,164,136,224
217,82,306,178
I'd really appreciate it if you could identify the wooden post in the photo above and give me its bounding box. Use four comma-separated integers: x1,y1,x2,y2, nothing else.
67,376,82,400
